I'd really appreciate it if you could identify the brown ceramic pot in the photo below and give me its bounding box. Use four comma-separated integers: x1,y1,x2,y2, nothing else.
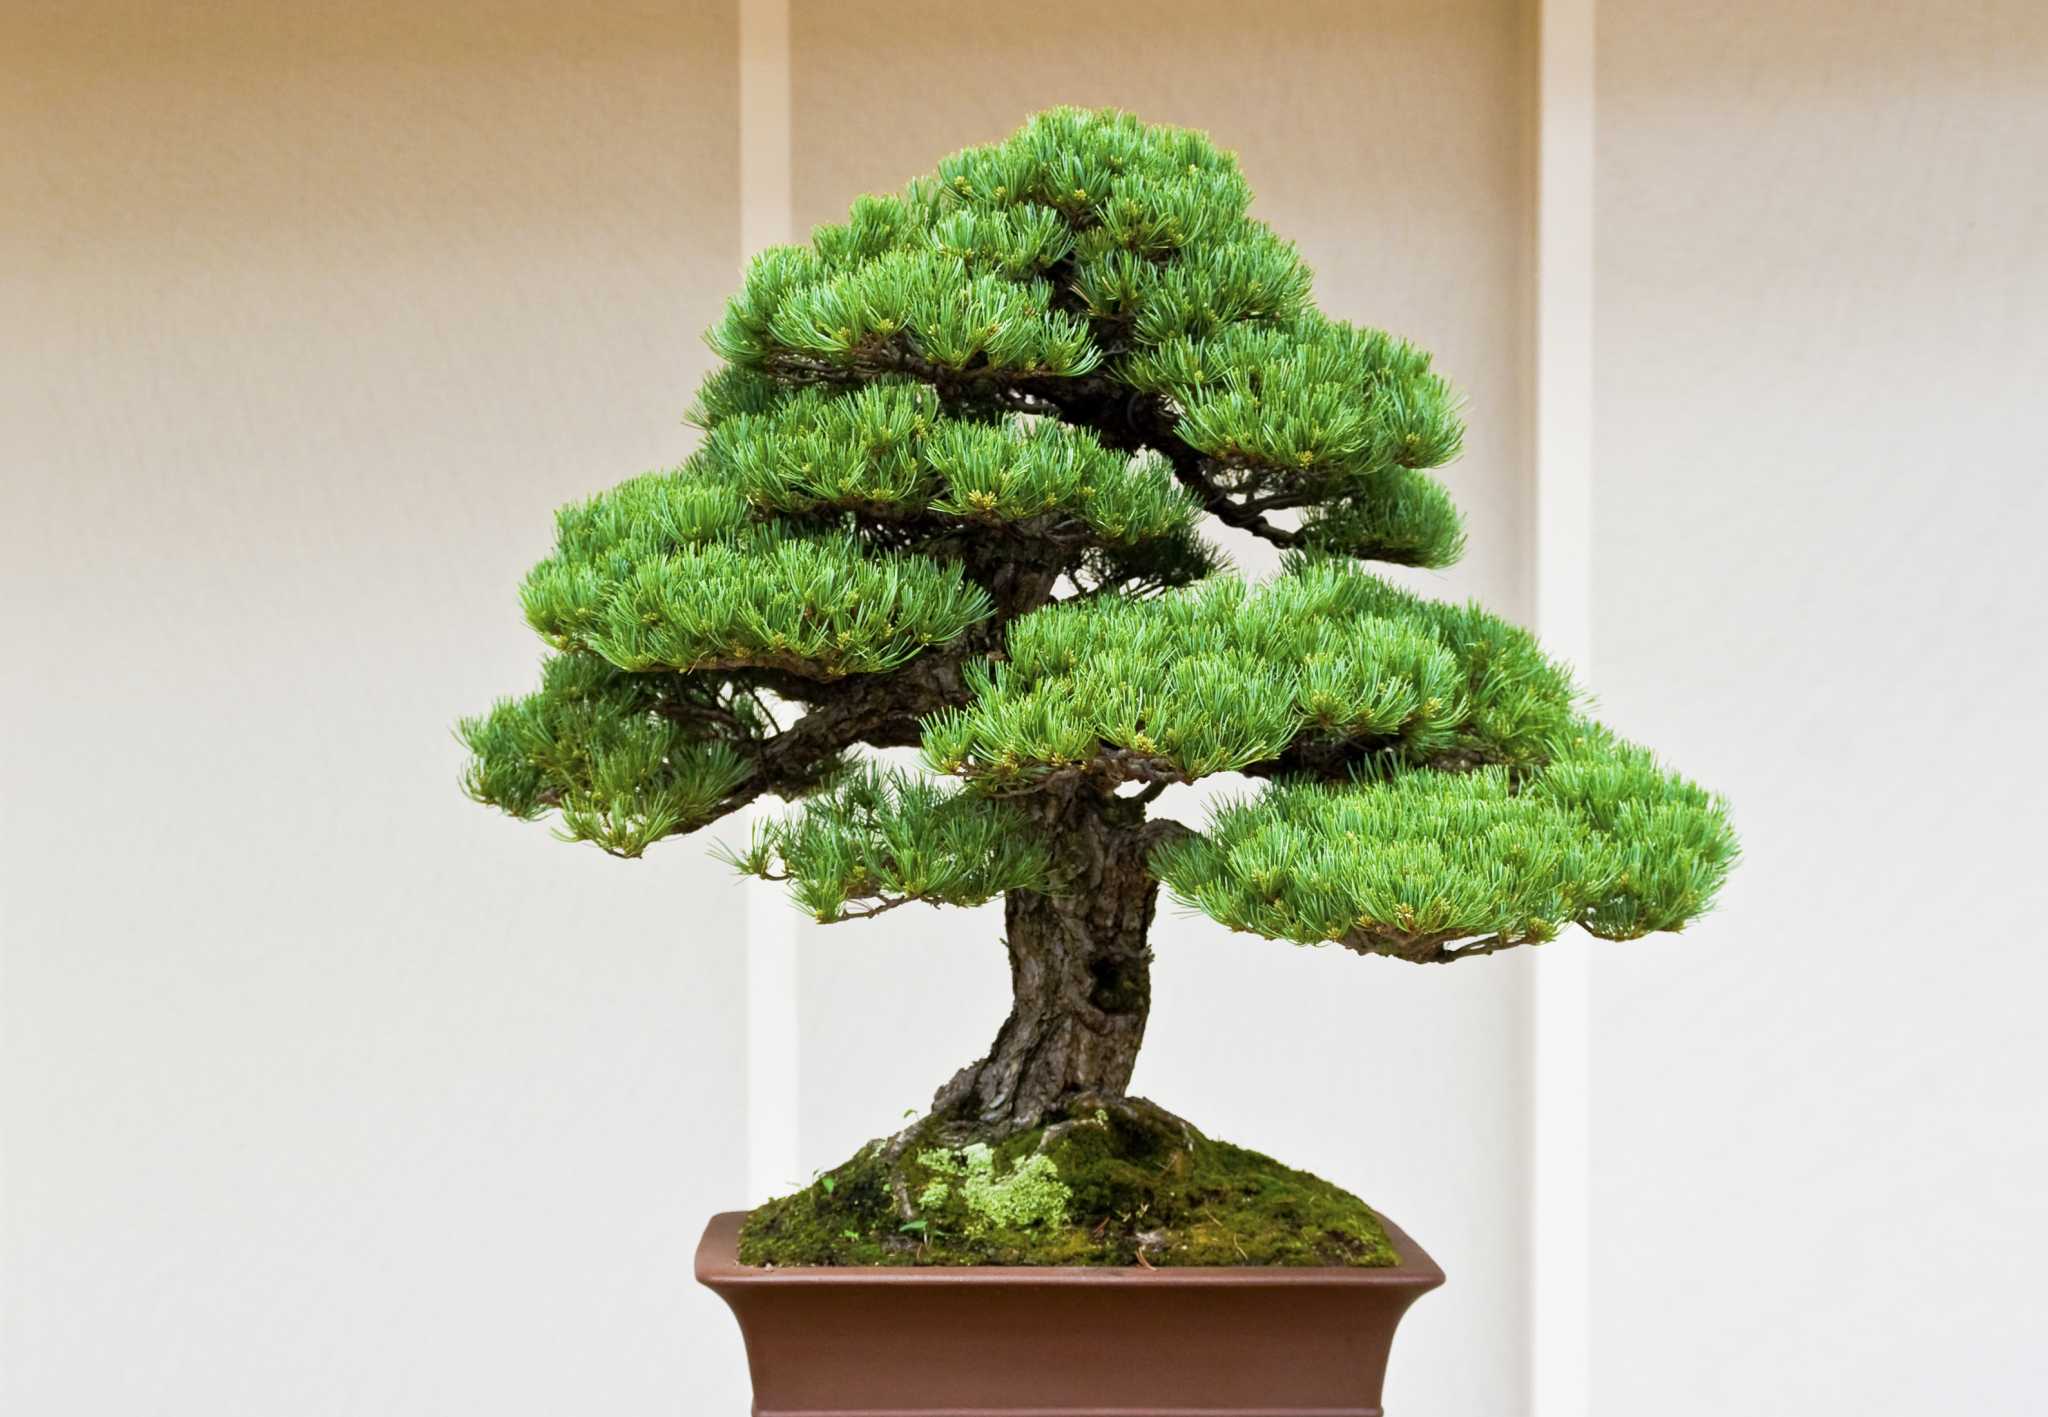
696,1209,1443,1416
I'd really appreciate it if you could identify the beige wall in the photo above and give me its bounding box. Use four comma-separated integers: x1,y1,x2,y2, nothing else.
786,8,1538,1417
2,3,751,1413
6,4,1544,1413
792,0,1535,617
1590,2,2048,1410
23,4,2032,1415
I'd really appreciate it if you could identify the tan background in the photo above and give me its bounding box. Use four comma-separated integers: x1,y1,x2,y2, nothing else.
3,3,752,1412
1589,2,2048,1409
785,8,1539,1417
7,2,2047,1414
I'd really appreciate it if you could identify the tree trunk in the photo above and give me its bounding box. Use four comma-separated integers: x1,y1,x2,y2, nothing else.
930,791,1158,1136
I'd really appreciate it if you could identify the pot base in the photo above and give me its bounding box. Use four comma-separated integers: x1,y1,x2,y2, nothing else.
697,1209,1444,1416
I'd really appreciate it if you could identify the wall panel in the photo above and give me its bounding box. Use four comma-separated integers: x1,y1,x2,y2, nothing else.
787,8,1537,1415
0,4,750,1413
1590,2,2048,1411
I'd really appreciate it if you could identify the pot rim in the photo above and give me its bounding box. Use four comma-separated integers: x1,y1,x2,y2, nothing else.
695,1210,1446,1291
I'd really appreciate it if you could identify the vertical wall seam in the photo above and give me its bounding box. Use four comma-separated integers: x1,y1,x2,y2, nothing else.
739,0,800,1206
1533,0,1595,1413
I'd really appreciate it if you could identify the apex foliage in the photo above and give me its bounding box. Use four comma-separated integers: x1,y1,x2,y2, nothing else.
462,107,1734,990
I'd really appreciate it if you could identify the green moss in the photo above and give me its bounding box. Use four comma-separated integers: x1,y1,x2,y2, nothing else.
737,1099,1398,1268
916,1142,1072,1232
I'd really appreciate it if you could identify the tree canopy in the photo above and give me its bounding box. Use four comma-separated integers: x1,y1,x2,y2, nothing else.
460,107,1735,966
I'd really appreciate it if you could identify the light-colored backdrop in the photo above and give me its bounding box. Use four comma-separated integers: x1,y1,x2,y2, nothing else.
5,2,2044,1415
784,8,1539,1416
1,3,753,1412
1588,1,2048,1409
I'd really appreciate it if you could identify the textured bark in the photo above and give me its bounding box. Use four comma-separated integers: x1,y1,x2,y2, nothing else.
930,790,1159,1135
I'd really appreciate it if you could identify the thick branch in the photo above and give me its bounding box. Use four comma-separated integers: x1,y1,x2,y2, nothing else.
1238,733,1398,782
1018,374,1308,551
736,645,981,798
1137,816,1196,857
958,746,1188,798
1155,451,1307,549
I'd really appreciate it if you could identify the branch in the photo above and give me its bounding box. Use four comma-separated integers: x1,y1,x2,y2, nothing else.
737,645,982,799
954,747,1188,798
1238,734,1398,783
1238,487,1325,514
1160,453,1306,549
1334,926,1533,965
1138,817,1197,858
834,893,920,921
1019,375,1308,552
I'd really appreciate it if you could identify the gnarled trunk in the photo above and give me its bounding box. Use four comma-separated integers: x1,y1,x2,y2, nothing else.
930,792,1158,1136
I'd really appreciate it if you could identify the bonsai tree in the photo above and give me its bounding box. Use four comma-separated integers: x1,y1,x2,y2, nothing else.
461,109,1735,1266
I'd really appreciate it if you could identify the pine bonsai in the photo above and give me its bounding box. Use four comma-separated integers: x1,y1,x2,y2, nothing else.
460,109,1736,1266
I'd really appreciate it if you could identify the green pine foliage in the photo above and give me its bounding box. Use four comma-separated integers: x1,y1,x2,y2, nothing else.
718,766,1050,922
458,654,761,856
706,382,1199,545
523,519,992,678
462,106,1735,964
922,558,1574,788
1123,317,1467,565
1151,726,1737,958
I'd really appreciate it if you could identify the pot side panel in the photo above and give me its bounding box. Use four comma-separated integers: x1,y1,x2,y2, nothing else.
697,1213,1443,1416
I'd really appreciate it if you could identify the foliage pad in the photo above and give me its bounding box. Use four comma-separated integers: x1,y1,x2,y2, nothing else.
1152,725,1737,959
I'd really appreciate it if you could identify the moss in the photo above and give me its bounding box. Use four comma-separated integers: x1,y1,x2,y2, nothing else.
737,1099,1398,1268
917,1142,1072,1231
